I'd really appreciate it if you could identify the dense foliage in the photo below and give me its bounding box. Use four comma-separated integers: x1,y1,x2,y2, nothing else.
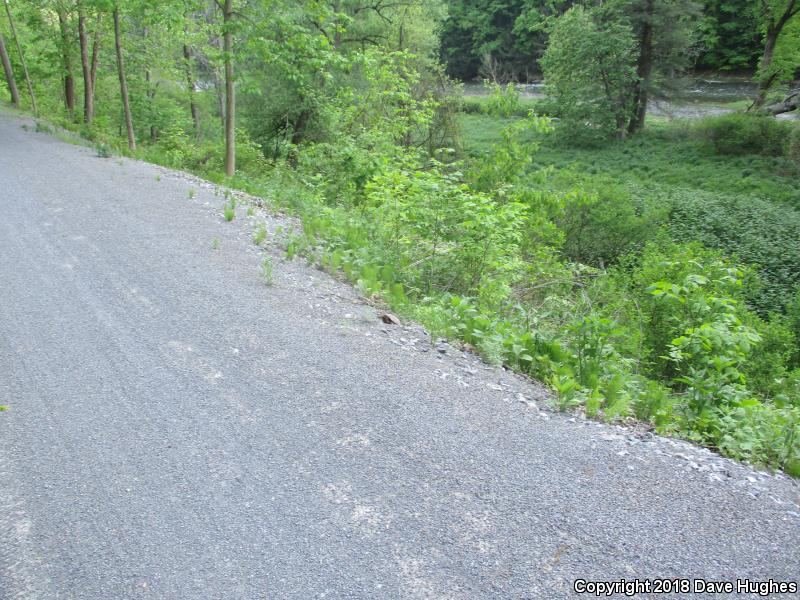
540,5,638,142
1,0,799,475
439,0,773,77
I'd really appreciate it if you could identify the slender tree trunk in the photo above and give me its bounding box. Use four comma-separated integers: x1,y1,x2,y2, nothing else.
210,32,224,130
58,10,75,115
206,4,225,131
0,30,19,107
90,13,101,92
332,0,341,50
3,0,37,115
141,26,158,143
290,108,310,147
223,0,234,176
628,0,653,135
212,66,224,129
78,6,93,124
753,27,780,109
113,8,135,151
183,43,201,138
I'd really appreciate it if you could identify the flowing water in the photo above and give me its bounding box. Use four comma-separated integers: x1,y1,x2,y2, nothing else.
462,76,798,120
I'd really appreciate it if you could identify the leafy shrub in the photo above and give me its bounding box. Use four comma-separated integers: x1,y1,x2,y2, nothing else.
460,97,485,115
235,129,271,174
625,242,752,380
743,315,799,398
698,113,792,156
786,289,800,369
666,188,800,315
716,402,800,476
337,157,529,302
553,175,667,267
540,6,637,145
153,123,192,168
484,82,522,118
789,125,800,166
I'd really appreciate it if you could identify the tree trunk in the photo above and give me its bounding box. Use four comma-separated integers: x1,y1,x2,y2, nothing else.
0,30,18,107
628,0,654,135
113,8,135,151
140,27,152,142
142,26,158,143
212,66,225,130
753,26,779,109
752,0,799,109
58,10,75,115
4,0,37,115
290,108,310,147
78,7,93,124
183,43,201,139
206,4,225,132
223,0,235,177
333,0,341,50
763,89,799,115
90,13,101,92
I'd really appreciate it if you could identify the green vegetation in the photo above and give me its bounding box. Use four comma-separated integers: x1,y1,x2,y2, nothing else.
698,112,796,156
96,142,112,158
540,5,639,142
437,0,758,78
252,224,267,246
2,0,799,474
261,256,274,286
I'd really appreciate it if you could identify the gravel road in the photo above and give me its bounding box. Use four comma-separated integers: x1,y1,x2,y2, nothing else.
1,109,798,599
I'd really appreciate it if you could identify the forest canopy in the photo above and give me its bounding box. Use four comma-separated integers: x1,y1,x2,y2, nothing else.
439,0,771,80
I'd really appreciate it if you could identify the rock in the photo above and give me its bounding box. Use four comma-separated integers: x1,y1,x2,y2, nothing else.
380,312,401,325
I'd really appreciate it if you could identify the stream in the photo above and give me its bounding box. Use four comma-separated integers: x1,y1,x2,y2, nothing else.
462,76,798,120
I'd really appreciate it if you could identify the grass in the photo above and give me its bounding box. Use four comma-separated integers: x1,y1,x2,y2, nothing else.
96,142,112,158
35,121,53,134
459,113,800,207
253,224,267,245
461,95,544,118
261,256,274,285
211,236,220,249
460,112,800,314
223,202,235,222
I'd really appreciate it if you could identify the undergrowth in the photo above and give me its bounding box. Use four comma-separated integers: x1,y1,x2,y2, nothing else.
15,91,800,477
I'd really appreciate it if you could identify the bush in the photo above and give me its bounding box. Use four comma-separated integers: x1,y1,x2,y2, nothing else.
698,113,792,156
789,125,800,166
484,82,522,118
540,6,637,145
364,159,528,300
552,174,667,267
666,188,800,315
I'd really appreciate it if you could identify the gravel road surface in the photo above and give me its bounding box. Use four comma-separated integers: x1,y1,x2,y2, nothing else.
1,110,798,599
